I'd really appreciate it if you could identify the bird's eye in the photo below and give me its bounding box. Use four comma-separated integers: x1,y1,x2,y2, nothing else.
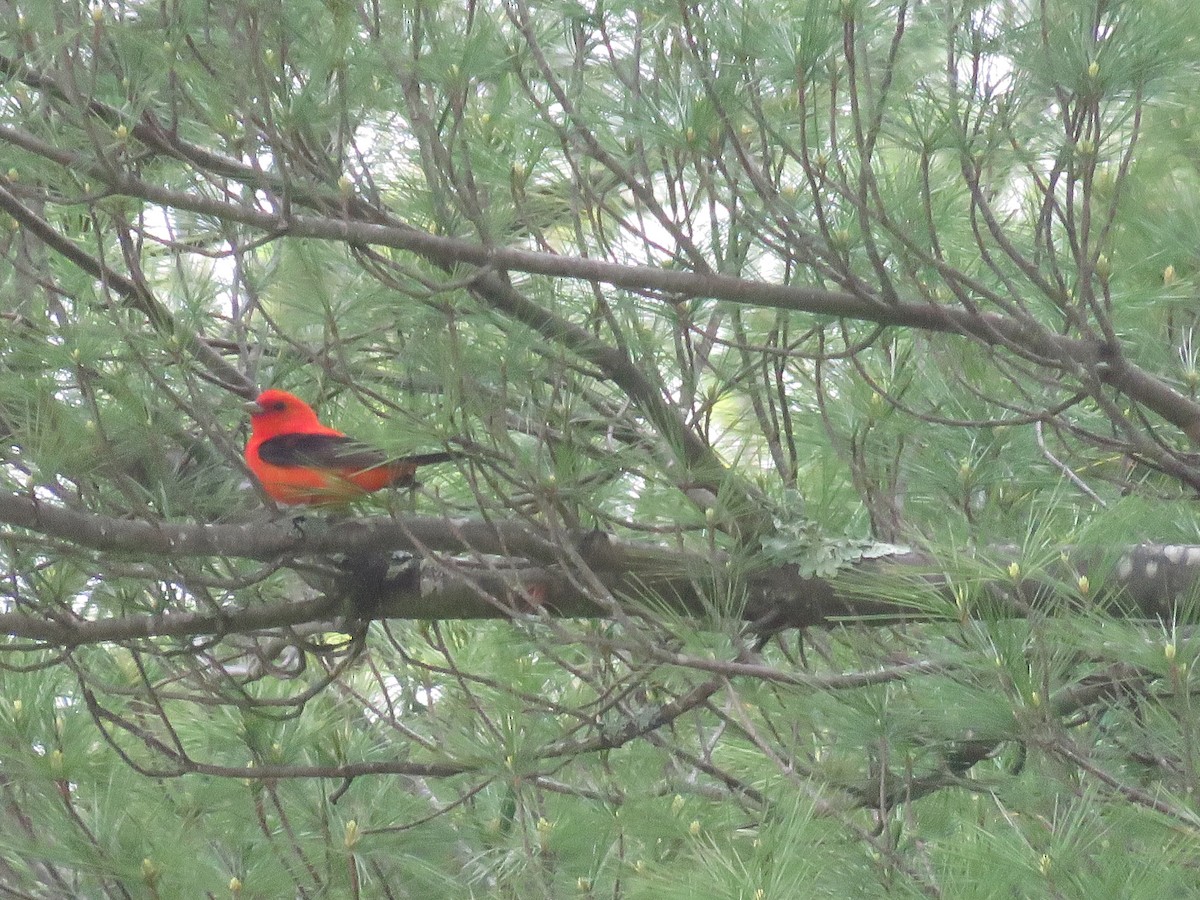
270,401,287,412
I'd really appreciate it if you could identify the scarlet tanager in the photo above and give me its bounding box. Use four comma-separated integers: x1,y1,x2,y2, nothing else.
244,389,456,505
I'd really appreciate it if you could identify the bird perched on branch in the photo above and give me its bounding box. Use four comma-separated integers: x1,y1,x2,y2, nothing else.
244,389,457,505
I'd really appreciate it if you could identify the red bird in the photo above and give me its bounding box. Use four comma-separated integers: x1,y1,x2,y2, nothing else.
244,389,456,505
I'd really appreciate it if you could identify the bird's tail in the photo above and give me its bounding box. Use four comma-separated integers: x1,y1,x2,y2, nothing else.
382,450,463,488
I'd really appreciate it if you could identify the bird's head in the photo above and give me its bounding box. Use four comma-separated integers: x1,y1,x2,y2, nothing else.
244,389,323,438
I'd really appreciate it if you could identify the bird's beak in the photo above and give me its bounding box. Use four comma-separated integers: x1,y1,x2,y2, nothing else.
243,399,264,417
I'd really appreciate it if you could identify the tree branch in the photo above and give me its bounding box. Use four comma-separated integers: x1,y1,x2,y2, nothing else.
0,492,1196,643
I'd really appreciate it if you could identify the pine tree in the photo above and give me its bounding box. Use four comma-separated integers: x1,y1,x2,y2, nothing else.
0,0,1198,895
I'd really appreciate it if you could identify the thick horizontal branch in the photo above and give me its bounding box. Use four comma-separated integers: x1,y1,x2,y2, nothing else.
0,492,559,561
0,493,1197,646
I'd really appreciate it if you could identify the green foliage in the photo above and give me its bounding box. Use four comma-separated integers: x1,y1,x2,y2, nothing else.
1,0,1200,895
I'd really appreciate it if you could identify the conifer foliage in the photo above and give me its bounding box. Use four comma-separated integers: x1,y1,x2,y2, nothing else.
0,1,1198,895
